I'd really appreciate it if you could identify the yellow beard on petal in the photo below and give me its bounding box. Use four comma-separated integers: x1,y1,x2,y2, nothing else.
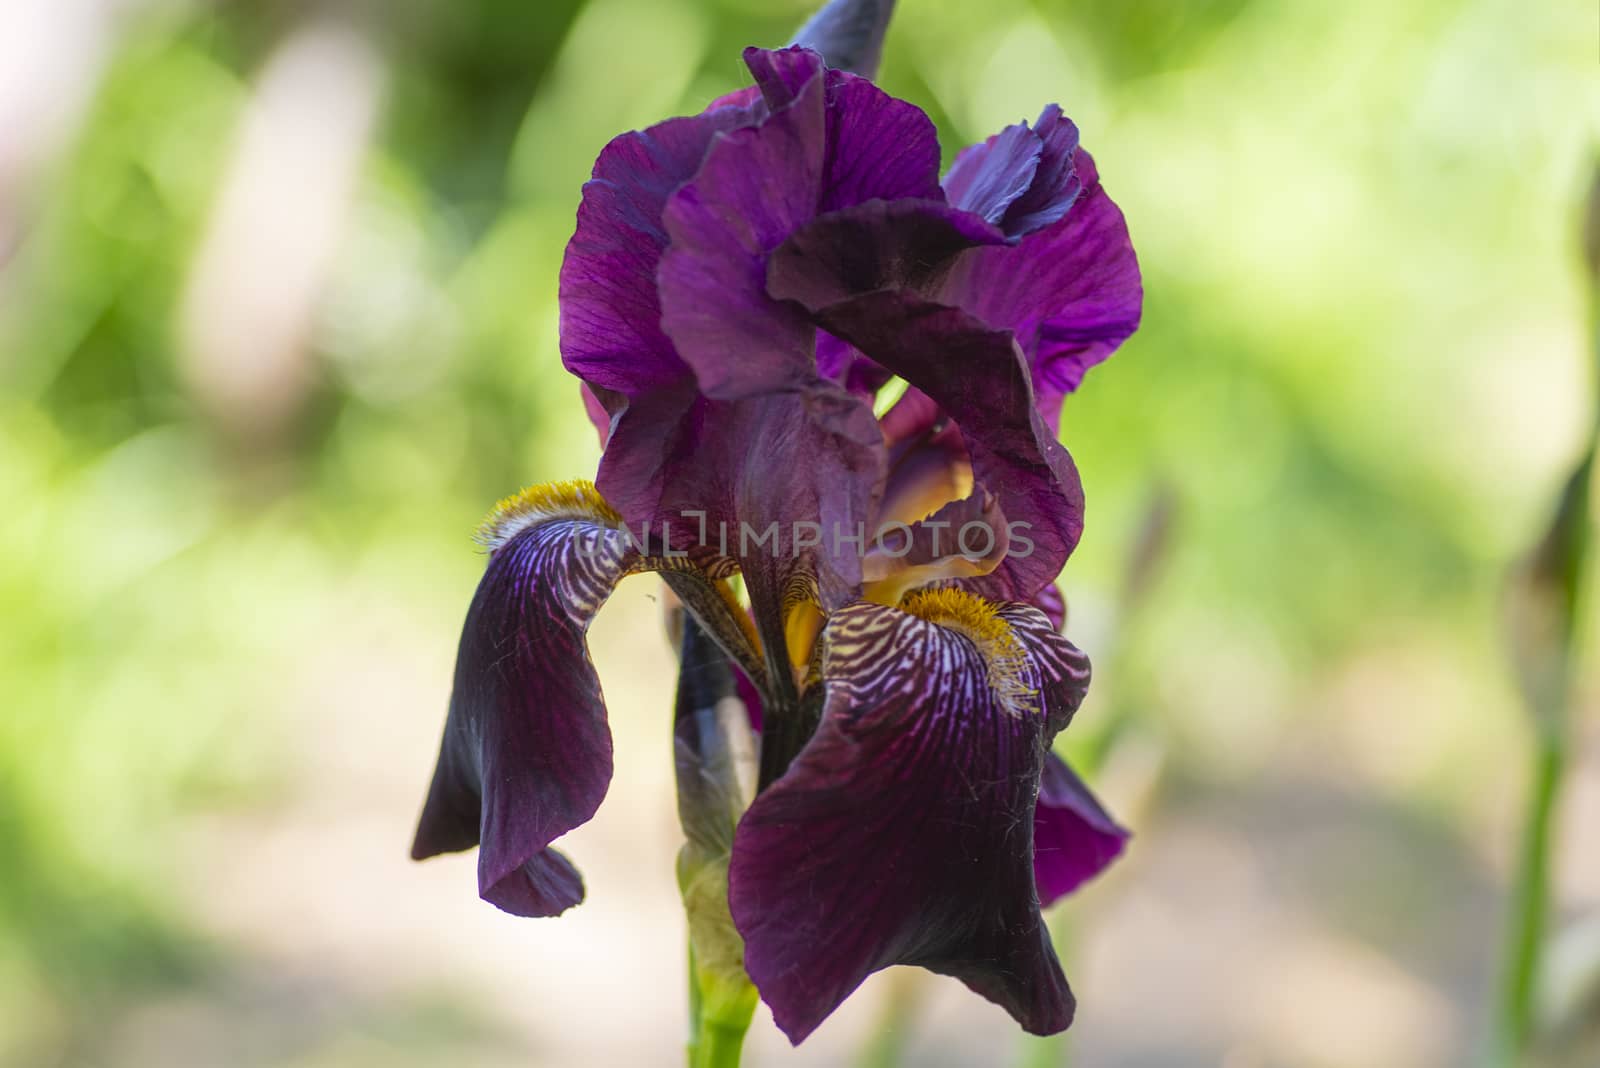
475,479,624,551
901,588,1038,718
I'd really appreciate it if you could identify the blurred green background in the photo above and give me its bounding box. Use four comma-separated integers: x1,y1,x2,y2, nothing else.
2,0,1597,1065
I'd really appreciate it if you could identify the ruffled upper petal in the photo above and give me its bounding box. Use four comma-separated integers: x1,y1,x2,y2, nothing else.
729,594,1090,1043
559,98,761,397
658,47,944,400
1000,105,1083,236
816,72,943,213
766,136,1136,431
744,45,825,110
942,121,1042,228
1034,750,1129,907
944,105,1083,239
941,151,1141,428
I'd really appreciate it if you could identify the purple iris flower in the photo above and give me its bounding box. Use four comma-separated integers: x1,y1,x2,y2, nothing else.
413,23,1141,1046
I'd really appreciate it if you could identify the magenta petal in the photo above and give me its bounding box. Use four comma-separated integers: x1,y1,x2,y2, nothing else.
878,383,946,450
876,385,972,528
412,515,634,917
559,99,761,398
579,382,613,444
730,600,1090,1043
863,489,1008,581
744,45,825,110
805,290,1085,601
739,48,942,211
817,74,943,212
658,70,825,399
481,849,587,917
659,49,945,400
1034,751,1130,907
942,151,1141,427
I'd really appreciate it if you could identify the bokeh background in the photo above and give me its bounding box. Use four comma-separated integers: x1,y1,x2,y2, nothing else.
2,0,1598,1065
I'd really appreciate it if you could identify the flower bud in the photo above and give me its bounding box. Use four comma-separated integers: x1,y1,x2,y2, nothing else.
793,0,896,77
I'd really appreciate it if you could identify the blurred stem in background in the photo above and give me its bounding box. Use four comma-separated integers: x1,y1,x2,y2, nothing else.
1492,162,1600,1067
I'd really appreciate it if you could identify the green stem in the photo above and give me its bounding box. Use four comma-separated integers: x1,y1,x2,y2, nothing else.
1491,736,1568,1066
695,1015,751,1068
684,929,757,1068
687,941,704,1067
1483,219,1600,1061
1487,462,1586,1066
685,935,756,1068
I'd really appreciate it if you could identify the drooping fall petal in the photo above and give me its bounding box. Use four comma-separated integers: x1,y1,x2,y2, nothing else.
729,594,1091,1043
412,483,753,917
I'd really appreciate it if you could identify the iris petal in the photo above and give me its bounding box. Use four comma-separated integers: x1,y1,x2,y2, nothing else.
728,596,1090,1043
411,484,757,917
942,151,1141,429
594,381,884,697
1034,750,1129,907
659,47,944,401
815,328,894,400
999,105,1083,236
862,490,1008,606
764,139,1136,432
875,385,973,532
803,290,1085,602
560,98,762,398
945,105,1083,238
942,121,1042,227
